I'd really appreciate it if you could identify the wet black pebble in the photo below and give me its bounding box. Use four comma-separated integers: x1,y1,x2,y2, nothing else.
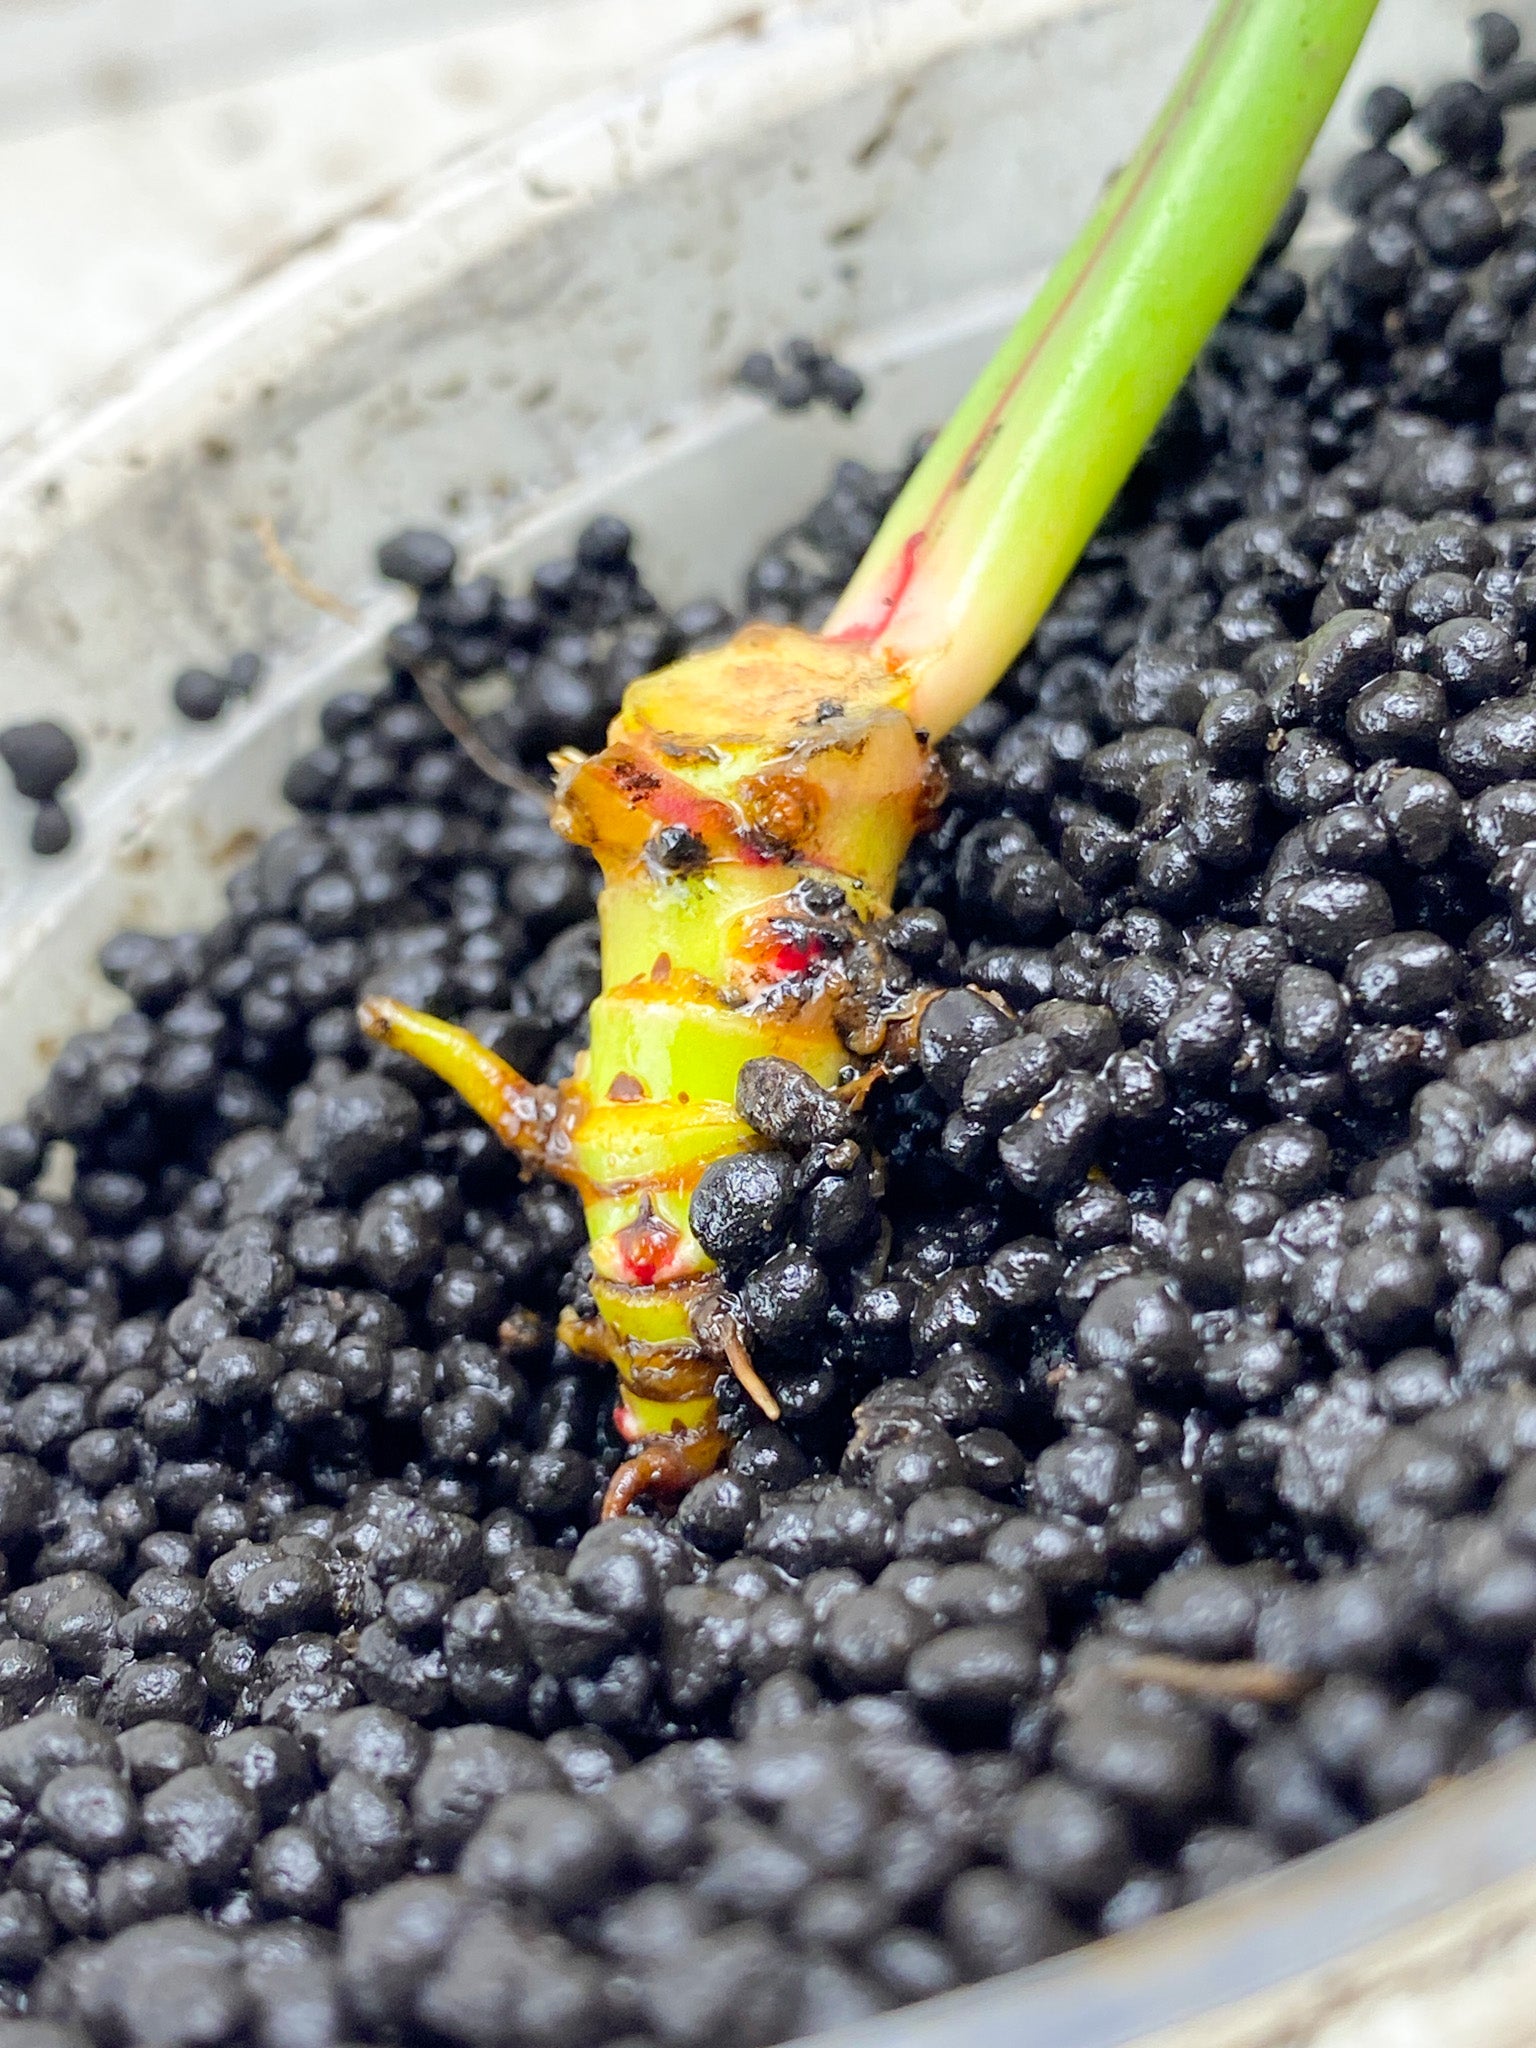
140,1767,259,1893
737,340,865,416
736,1058,853,1150
1474,13,1521,73
690,1151,798,1264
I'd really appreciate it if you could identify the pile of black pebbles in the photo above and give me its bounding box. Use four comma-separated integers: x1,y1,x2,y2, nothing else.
6,23,1536,2048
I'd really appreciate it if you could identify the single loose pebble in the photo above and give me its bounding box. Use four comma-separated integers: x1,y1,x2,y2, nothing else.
172,669,229,722
0,721,80,800
29,800,72,857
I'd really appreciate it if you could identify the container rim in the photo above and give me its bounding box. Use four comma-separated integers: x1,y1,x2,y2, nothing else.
0,0,1096,555
815,1742,1536,2048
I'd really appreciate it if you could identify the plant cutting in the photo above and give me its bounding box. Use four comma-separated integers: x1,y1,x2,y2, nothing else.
361,0,1381,1516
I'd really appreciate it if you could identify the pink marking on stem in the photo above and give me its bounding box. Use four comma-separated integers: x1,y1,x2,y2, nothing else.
826,530,926,643
834,0,1247,654
613,1202,683,1286
768,932,826,978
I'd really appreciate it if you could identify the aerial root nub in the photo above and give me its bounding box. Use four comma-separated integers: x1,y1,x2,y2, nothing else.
357,995,556,1163
693,1292,781,1421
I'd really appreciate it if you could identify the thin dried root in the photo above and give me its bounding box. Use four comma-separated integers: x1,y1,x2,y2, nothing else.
411,658,555,811
692,1292,780,1422
251,514,361,625
1106,1655,1317,1707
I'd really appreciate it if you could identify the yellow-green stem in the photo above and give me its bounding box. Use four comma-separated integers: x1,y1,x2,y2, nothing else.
826,0,1379,738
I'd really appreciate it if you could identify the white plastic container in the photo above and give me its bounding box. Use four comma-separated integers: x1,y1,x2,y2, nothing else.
2,2,1535,2041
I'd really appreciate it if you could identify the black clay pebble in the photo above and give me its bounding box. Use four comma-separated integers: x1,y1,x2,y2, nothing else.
1,721,80,800
172,670,229,723
2,720,82,856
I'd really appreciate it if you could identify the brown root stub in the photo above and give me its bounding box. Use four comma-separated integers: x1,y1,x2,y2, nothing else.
600,1429,732,1520
739,769,820,855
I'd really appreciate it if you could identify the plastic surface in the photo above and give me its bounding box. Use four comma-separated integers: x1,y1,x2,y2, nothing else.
0,2,1533,2042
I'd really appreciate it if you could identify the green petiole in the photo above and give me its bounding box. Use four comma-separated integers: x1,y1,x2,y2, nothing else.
827,0,1381,738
